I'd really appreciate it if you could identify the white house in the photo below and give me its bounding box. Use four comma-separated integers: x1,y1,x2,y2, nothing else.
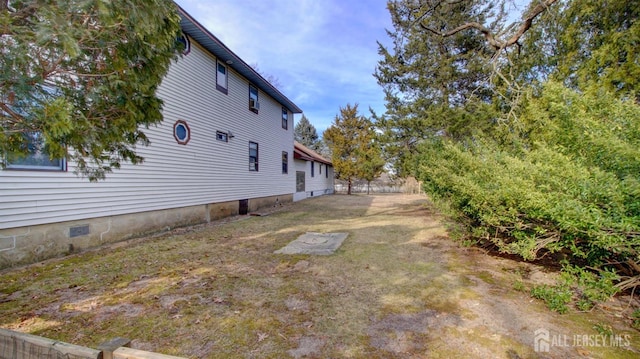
0,5,304,268
293,141,334,202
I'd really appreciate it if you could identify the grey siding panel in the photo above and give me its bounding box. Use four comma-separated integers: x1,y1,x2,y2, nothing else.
0,37,295,230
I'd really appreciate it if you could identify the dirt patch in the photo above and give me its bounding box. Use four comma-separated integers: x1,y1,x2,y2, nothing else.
284,296,310,313
287,336,326,358
0,194,638,358
95,304,145,321
369,310,462,353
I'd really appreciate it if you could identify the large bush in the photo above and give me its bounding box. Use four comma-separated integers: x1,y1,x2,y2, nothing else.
417,82,640,306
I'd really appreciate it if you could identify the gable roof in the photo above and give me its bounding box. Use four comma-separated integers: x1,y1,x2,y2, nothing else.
175,4,302,114
294,141,332,166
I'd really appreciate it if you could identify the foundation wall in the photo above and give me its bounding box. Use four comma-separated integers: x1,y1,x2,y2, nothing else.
0,194,292,269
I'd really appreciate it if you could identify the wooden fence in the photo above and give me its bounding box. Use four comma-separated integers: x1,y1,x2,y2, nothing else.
0,328,186,359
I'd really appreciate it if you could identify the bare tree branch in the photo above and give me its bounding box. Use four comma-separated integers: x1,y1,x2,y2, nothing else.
419,0,558,51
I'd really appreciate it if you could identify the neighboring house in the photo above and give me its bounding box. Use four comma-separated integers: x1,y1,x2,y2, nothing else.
293,141,334,202
0,5,303,268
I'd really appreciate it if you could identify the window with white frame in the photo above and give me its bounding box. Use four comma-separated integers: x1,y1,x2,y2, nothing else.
4,84,66,171
5,132,65,171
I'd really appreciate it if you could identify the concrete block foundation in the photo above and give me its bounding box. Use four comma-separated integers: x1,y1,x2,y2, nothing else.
0,194,292,269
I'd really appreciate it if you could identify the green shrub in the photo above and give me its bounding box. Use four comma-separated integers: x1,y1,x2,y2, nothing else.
531,284,572,314
416,82,640,309
632,310,640,330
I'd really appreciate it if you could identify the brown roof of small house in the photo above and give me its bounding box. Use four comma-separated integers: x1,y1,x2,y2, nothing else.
294,141,332,166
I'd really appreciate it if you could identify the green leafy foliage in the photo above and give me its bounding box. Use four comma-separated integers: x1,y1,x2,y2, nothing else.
415,82,638,308
531,283,572,314
375,0,640,309
593,323,614,336
530,265,619,313
1,0,182,180
632,310,640,330
565,265,619,311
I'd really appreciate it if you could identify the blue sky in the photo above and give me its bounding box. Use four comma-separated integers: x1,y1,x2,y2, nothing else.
176,0,394,134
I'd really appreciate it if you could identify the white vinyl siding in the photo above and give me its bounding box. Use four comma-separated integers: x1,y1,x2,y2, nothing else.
0,39,295,230
292,159,334,202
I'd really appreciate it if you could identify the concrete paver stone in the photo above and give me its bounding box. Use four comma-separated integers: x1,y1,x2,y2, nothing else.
274,232,348,255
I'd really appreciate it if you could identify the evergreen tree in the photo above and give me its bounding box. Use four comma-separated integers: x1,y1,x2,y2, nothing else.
374,0,500,175
375,0,640,302
374,0,559,176
0,0,182,181
358,139,385,195
519,0,640,101
294,114,321,151
324,104,382,195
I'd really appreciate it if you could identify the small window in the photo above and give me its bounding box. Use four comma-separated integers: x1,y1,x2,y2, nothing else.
249,141,259,171
282,151,288,174
319,164,322,175
217,61,228,94
311,162,314,177
5,132,65,171
326,166,329,178
173,120,190,145
216,131,228,142
282,107,288,130
177,34,190,55
249,84,259,113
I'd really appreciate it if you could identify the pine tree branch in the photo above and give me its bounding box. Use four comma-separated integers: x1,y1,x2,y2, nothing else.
1,1,39,35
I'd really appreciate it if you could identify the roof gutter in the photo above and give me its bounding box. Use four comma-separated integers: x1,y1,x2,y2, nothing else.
175,4,303,114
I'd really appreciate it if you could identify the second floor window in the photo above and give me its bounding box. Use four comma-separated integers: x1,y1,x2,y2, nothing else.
282,107,288,130
217,61,228,94
249,84,259,113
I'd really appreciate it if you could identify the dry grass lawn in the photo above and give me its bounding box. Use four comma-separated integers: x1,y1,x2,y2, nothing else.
0,194,638,358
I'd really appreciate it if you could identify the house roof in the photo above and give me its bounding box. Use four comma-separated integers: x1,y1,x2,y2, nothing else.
175,4,303,114
294,141,332,166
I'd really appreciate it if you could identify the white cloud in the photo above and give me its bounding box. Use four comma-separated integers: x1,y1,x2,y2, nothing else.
177,0,392,131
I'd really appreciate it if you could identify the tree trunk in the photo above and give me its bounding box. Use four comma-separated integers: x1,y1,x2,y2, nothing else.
347,178,352,195
367,180,371,195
